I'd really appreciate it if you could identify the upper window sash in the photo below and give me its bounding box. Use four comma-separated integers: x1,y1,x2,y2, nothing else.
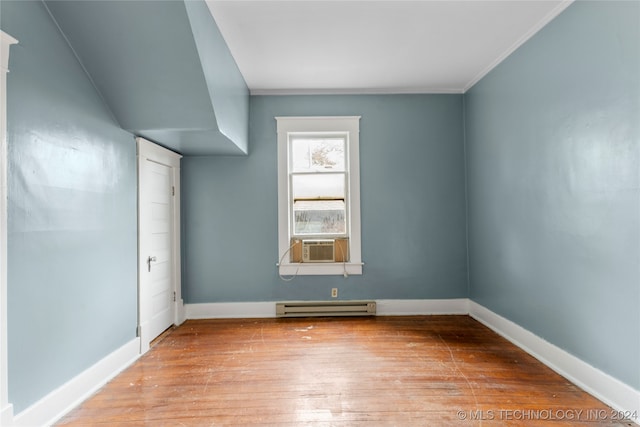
290,135,347,173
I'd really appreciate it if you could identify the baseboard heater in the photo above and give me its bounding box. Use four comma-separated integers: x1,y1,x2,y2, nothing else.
276,301,376,318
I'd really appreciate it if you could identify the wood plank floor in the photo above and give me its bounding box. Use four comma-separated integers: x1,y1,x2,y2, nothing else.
57,316,634,426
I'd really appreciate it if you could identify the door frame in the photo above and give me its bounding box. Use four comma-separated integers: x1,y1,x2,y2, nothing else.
1,31,18,425
137,137,183,354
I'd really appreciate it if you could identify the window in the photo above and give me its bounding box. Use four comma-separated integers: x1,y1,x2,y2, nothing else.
277,117,362,276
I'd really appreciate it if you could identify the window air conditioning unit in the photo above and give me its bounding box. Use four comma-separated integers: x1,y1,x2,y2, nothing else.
291,238,348,263
303,239,334,262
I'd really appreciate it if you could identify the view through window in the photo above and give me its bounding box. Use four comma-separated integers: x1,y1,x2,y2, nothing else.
291,136,347,237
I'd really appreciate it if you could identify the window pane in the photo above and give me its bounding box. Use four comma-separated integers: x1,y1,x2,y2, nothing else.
292,173,345,200
291,137,345,172
293,200,346,235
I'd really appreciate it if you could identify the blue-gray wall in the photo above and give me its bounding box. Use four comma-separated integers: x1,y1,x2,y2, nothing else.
465,0,639,390
44,0,250,156
182,95,468,303
184,0,249,154
2,1,138,412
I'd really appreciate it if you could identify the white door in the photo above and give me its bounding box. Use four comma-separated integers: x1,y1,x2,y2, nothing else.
137,137,182,353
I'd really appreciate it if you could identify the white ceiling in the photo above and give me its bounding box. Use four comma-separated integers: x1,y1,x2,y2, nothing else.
206,0,573,95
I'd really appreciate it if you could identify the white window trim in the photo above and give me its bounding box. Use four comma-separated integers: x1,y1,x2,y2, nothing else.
276,116,363,276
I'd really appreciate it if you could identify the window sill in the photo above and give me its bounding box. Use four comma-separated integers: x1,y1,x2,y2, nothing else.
278,262,363,276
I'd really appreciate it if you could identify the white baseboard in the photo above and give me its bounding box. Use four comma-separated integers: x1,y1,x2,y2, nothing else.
11,338,140,427
139,320,151,354
375,298,469,315
177,299,186,325
1,403,13,426
469,301,640,423
185,301,276,319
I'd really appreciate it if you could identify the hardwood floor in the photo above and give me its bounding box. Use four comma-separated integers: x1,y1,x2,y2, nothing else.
57,316,633,426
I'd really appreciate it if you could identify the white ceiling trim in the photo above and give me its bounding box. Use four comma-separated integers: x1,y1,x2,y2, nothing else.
462,0,575,93
250,87,465,96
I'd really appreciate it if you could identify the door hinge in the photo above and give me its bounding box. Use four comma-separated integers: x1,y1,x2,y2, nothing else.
171,186,175,196
173,291,176,302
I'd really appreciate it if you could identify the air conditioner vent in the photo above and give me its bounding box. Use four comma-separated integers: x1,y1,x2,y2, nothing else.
303,239,334,262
